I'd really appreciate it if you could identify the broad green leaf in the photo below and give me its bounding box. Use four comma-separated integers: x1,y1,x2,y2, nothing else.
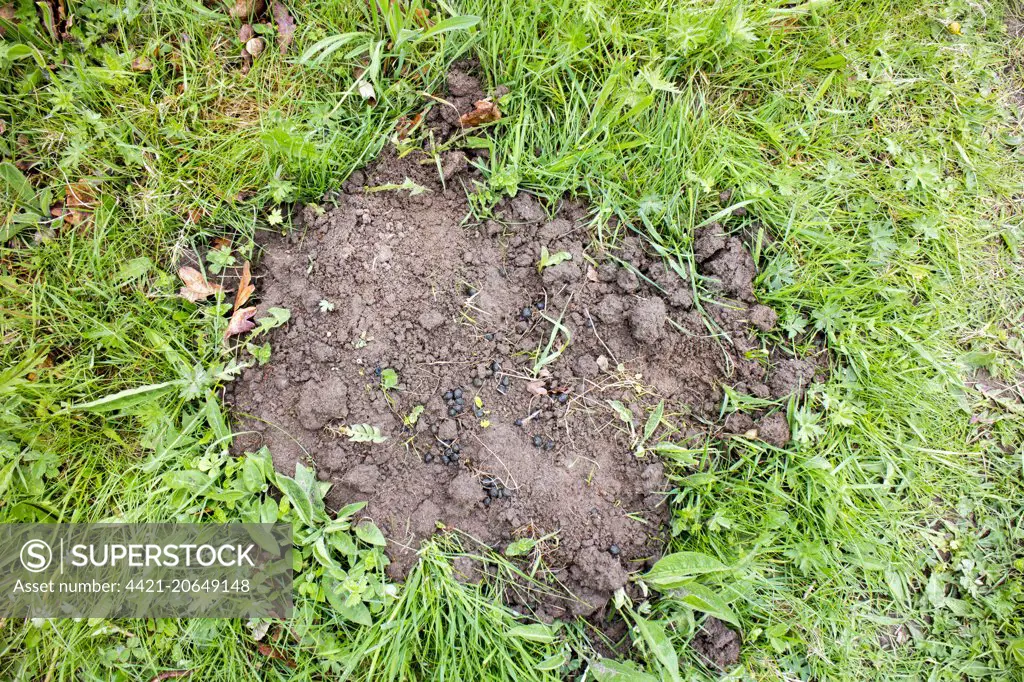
0,161,34,205
355,520,386,546
276,474,314,526
535,653,567,671
505,623,560,643
674,581,740,627
652,443,698,467
326,586,372,626
62,380,179,413
590,658,659,682
114,257,153,283
416,15,481,42
642,400,664,443
633,615,680,682
298,32,364,65
162,470,212,493
812,54,847,70
505,537,537,556
607,400,634,424
645,551,729,590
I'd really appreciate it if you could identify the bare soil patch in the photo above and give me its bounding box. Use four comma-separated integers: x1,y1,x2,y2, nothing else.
228,67,815,618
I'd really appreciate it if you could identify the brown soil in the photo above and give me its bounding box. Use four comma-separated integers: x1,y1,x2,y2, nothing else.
691,616,742,671
227,66,815,619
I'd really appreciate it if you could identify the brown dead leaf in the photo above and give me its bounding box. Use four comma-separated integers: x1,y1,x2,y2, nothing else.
234,261,254,311
271,2,296,55
0,4,17,37
146,671,192,682
186,207,207,224
526,379,548,396
240,48,253,75
459,99,501,128
211,237,231,250
255,642,297,669
413,7,432,28
225,306,258,339
239,23,254,42
131,57,153,72
229,0,265,19
395,112,423,140
63,181,96,227
178,266,224,302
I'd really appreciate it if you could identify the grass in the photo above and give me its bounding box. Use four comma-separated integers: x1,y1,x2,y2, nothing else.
2,0,1023,679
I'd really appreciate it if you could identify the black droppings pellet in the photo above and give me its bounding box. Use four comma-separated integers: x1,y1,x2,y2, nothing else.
536,301,545,310
497,385,507,395
488,487,499,498
609,544,620,556
454,388,463,399
544,440,554,450
483,497,492,507
443,391,453,401
452,444,460,453
424,453,433,463
521,307,532,318
473,378,483,387
533,436,542,447
450,452,459,460
558,393,569,403
474,409,484,418
455,397,464,406
442,455,450,464
501,376,511,386
514,418,523,426
482,477,494,486
449,408,457,416
484,333,494,341
374,366,382,376
490,361,501,372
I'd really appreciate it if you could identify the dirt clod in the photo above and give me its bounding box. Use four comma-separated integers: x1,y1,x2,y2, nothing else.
691,616,742,671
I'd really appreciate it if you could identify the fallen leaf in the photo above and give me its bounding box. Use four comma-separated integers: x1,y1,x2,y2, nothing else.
239,23,254,42
63,181,96,227
225,306,258,339
526,379,548,396
459,99,501,128
234,261,254,311
413,7,432,28
395,112,423,140
255,642,297,669
1,4,17,37
186,207,207,224
271,2,296,55
131,57,153,72
356,78,376,105
211,237,231,250
240,48,252,75
178,266,223,302
229,0,265,19
147,672,192,682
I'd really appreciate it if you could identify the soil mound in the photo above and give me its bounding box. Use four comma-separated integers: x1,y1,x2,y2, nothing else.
228,71,814,618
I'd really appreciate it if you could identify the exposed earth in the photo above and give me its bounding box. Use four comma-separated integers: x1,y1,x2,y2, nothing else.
228,66,818,621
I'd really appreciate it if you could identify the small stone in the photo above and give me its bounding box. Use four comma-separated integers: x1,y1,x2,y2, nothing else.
484,333,494,341
609,544,620,556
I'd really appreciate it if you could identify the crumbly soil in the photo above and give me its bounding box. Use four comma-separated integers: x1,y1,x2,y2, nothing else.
691,616,742,671
227,65,816,619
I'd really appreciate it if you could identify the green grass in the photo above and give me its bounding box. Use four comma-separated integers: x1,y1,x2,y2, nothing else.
2,0,1023,679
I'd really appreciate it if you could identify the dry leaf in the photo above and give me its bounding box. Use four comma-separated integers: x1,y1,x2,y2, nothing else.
0,4,16,37
63,181,96,226
412,7,432,28
395,112,423,140
178,266,223,302
239,23,254,42
526,379,548,396
459,99,500,128
225,306,258,339
234,261,254,311
146,672,192,682
131,57,153,72
356,78,376,105
186,207,207,224
240,48,252,75
229,0,265,19
255,643,297,669
211,236,231,250
271,2,295,55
